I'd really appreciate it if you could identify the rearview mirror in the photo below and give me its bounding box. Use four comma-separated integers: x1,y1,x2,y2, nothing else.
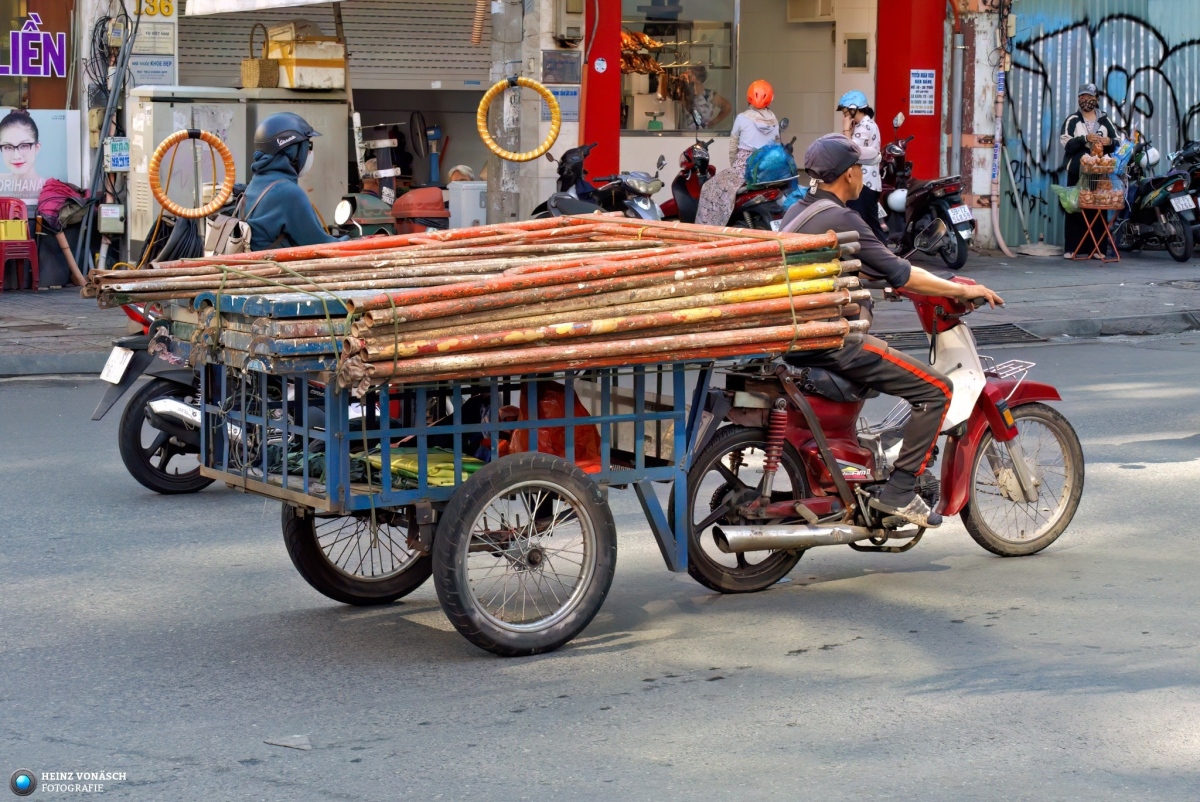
893,112,905,130
692,109,704,128
656,155,667,171
913,219,948,253
334,198,355,226
545,151,557,162
779,117,790,132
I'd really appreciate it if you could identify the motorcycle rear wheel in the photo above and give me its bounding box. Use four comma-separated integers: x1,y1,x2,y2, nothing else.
671,425,807,593
961,403,1084,557
939,228,969,269
1164,209,1194,262
117,377,213,495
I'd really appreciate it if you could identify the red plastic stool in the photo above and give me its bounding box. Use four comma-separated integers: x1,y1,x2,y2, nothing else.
0,237,38,291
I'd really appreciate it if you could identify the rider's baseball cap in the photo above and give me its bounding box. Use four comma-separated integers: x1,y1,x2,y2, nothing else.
1077,82,1098,97
803,133,865,183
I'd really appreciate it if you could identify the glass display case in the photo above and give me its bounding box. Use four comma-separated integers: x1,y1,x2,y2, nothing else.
620,0,736,135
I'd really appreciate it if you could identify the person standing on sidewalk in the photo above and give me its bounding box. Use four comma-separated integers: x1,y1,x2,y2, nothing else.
1060,83,1117,258
838,91,885,241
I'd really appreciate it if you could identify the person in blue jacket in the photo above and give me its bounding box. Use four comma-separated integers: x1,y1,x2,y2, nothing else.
242,112,345,250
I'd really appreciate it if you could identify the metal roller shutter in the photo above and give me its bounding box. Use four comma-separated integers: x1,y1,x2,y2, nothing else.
178,0,491,90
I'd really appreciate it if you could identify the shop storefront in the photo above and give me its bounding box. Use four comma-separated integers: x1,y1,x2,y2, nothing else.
617,0,876,201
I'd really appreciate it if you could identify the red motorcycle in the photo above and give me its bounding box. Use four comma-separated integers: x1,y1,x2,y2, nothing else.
681,239,1084,593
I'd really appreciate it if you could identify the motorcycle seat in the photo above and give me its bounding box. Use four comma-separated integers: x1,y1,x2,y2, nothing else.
908,179,932,193
779,362,880,403
547,193,604,216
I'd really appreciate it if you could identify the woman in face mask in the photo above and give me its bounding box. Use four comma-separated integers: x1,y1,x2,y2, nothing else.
243,112,344,250
1059,83,1118,258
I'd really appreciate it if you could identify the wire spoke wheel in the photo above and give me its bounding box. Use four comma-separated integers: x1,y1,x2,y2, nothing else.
961,403,1084,556
282,505,431,606
673,425,806,593
433,454,616,656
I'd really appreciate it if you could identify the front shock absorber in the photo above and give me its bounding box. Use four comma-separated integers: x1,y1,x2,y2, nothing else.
759,399,789,500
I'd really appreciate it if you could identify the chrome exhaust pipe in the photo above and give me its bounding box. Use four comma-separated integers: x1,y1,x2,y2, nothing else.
147,398,201,427
713,523,877,553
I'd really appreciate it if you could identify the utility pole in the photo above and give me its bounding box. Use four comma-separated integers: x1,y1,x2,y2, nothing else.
486,0,523,224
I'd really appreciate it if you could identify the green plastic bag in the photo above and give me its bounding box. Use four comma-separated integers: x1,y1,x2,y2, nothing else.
1051,182,1080,214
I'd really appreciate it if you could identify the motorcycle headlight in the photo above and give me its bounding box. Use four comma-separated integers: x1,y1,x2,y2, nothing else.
624,177,663,195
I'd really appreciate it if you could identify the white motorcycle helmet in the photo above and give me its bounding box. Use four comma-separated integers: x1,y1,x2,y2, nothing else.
886,188,908,213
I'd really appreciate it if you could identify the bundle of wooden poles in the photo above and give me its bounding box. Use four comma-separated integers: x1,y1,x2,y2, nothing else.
87,217,871,392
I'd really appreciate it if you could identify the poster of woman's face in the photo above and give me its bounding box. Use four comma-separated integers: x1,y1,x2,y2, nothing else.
0,109,81,208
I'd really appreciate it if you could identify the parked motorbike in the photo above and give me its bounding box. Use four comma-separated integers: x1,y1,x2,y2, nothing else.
1169,141,1200,238
662,118,798,230
92,304,212,495
879,113,975,269
1114,136,1197,261
528,143,667,220
678,222,1084,593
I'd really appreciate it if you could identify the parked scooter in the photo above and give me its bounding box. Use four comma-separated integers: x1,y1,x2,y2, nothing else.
879,113,975,269
530,142,667,219
1112,135,1195,261
1169,141,1200,241
680,221,1084,593
661,117,798,230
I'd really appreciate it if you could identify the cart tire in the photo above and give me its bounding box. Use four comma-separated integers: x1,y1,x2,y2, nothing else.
282,504,432,606
432,453,616,656
671,425,806,593
117,377,214,495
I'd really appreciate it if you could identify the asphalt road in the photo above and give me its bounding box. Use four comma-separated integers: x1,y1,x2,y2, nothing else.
2,336,1199,801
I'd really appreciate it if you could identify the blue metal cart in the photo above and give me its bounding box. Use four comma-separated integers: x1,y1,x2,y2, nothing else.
198,359,720,656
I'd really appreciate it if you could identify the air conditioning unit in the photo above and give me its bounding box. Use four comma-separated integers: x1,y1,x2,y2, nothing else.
788,0,835,23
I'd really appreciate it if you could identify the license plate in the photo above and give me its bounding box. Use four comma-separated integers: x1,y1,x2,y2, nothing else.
769,219,782,232
100,347,135,384
1171,194,1196,212
948,204,974,224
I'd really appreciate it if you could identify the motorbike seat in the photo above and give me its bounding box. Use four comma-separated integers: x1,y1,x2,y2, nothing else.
671,174,699,224
547,193,604,216
908,179,932,193
779,362,880,403
1141,175,1175,191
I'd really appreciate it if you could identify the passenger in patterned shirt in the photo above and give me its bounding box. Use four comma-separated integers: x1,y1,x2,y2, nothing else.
838,90,885,240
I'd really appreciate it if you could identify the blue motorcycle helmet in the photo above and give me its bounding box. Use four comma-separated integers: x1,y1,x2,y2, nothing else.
837,90,870,113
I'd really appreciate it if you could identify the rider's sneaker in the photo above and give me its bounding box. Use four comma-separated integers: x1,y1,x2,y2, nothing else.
869,493,943,528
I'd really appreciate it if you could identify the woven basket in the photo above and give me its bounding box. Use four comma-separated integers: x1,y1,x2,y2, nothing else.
241,23,279,89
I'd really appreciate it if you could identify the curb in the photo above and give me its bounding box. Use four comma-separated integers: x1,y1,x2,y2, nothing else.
1018,311,1200,340
0,352,108,377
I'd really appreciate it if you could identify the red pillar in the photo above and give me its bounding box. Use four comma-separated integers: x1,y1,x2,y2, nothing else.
875,0,947,180
580,0,621,177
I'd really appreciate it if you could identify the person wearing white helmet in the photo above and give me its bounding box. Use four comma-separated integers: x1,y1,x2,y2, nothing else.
1059,82,1118,258
838,90,885,240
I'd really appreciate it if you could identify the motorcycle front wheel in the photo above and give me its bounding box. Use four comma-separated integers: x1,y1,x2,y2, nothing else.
117,377,213,495
1164,209,1194,262
961,403,1084,557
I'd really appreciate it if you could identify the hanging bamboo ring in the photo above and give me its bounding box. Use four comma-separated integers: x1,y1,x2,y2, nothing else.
476,76,561,163
148,129,236,219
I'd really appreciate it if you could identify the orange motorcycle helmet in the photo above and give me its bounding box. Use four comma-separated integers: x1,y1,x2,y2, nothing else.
746,80,774,109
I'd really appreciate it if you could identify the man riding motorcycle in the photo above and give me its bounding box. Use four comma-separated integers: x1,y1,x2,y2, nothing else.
243,112,346,250
780,134,1004,528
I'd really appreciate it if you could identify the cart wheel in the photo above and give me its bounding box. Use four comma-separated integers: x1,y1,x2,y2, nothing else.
432,453,616,656
282,504,432,606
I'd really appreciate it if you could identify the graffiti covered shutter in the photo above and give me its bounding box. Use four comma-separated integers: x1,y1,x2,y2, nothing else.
1002,0,1200,246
